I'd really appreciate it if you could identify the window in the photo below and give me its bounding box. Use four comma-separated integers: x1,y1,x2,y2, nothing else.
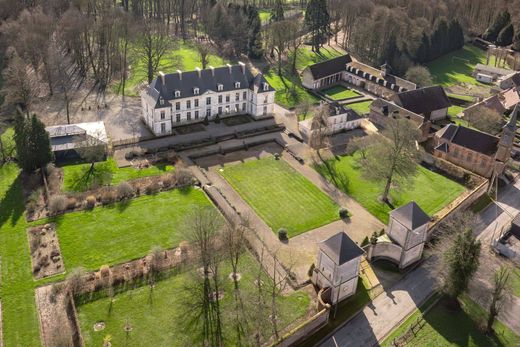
176,114,181,122
226,95,230,102
217,84,223,91
206,97,211,105
235,93,239,101
194,87,199,95
206,108,211,117
218,95,223,103
263,83,269,91
176,102,180,111
160,111,165,120
195,99,199,107
243,91,247,100
242,103,246,111
159,98,164,105
218,106,222,114
263,106,267,115
195,111,199,119
187,100,191,109
235,104,239,112
235,82,240,88
264,95,269,104
161,123,166,133
187,112,191,121
174,90,180,97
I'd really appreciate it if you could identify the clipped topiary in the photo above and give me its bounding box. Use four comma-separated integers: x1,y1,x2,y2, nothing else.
278,228,288,241
339,208,349,219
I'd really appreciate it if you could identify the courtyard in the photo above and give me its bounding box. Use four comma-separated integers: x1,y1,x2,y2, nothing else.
321,85,361,101
316,152,466,223
219,156,340,237
33,187,214,271
77,252,311,346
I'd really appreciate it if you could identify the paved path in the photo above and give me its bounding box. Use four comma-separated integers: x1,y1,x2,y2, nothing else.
318,177,520,346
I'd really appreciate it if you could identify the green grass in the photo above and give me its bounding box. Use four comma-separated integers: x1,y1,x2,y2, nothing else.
447,93,476,103
77,252,310,346
382,294,519,347
322,86,361,100
448,105,464,118
511,268,520,298
427,45,494,87
115,42,228,96
347,101,372,115
220,157,340,237
317,153,465,223
33,188,213,272
0,127,16,159
293,46,346,72
259,9,271,23
61,158,174,192
0,163,42,346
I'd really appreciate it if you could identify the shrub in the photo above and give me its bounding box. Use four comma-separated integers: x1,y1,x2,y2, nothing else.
162,175,173,188
370,231,379,245
307,263,315,277
145,181,160,195
86,195,96,209
66,197,77,210
339,208,349,219
26,190,40,213
48,195,68,215
101,189,117,204
124,151,135,160
45,163,57,176
174,168,193,186
116,182,134,200
67,267,86,296
361,236,370,247
278,228,288,241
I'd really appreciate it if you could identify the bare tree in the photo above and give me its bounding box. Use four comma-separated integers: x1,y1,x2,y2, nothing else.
267,20,293,75
465,106,504,135
347,135,376,158
486,265,511,333
362,118,422,203
405,65,433,87
295,98,313,121
195,41,213,69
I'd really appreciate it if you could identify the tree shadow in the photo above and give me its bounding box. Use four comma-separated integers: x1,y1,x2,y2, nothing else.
0,173,25,229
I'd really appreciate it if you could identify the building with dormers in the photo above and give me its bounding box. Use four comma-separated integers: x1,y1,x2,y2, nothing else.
140,62,275,135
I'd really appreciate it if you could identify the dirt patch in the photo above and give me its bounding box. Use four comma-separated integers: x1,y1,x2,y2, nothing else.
27,224,65,280
35,285,83,347
174,123,206,135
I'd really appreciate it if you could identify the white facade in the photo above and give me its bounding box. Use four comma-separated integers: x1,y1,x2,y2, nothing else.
476,73,494,84
141,64,276,136
299,110,363,142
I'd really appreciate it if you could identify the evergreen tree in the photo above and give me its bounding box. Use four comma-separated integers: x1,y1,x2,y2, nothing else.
415,33,430,63
448,20,465,51
430,18,449,60
483,10,511,43
497,23,514,46
271,0,284,22
14,114,52,172
246,6,263,58
513,27,520,51
304,0,331,52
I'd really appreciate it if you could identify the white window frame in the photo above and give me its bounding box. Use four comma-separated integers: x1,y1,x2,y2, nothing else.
194,87,199,95
235,82,240,88
217,84,223,91
174,90,181,97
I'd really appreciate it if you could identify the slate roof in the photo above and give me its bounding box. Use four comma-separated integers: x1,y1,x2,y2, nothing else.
390,202,430,230
346,61,416,92
306,54,352,80
392,86,451,115
46,122,108,152
435,123,500,156
318,232,364,265
475,63,513,76
144,64,274,109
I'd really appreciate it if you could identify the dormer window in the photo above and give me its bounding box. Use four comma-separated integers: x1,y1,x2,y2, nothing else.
217,84,223,91
263,82,269,91
194,87,199,95
174,90,180,98
159,97,164,105
235,82,240,88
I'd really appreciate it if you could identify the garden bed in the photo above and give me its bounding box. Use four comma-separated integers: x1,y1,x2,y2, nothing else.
173,122,206,135
222,114,252,126
27,224,65,279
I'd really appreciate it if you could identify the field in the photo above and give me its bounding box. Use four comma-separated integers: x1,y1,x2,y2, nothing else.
512,268,520,298
347,100,372,115
61,158,174,192
77,253,310,346
322,85,361,100
115,41,228,96
34,188,213,271
427,45,494,87
220,157,340,237
382,294,519,347
317,153,465,223
0,164,41,346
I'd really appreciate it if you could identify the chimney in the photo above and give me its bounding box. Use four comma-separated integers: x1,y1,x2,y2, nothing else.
209,66,215,77
238,61,246,74
177,69,182,80
159,71,165,85
226,63,232,74
196,67,201,78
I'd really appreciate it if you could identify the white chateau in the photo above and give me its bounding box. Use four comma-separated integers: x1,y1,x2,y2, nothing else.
141,62,276,135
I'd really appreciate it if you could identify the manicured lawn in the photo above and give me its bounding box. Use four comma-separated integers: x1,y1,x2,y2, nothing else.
77,252,310,346
292,46,346,72
34,188,213,271
317,153,465,223
448,105,464,118
61,157,174,192
511,268,520,298
427,45,494,87
220,157,340,237
382,294,519,347
259,9,271,23
115,42,228,96
447,93,476,103
347,100,372,115
0,163,42,346
322,85,360,100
